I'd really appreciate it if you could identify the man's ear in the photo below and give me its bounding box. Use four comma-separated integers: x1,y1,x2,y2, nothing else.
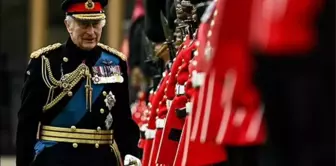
64,20,73,34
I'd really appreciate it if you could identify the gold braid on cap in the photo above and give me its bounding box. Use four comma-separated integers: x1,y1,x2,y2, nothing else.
72,13,106,20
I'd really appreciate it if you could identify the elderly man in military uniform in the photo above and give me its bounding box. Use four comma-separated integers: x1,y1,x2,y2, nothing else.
15,0,141,166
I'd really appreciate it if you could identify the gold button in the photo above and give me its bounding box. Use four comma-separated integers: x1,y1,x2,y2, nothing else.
210,20,215,27
214,10,218,16
102,91,107,96
207,31,212,38
63,57,69,62
71,126,76,131
67,91,73,97
97,126,101,131
100,108,105,114
194,51,199,56
95,143,99,148
72,143,78,148
196,41,200,46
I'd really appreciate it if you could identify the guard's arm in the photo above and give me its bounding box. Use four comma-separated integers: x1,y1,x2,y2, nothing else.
113,60,141,159
16,58,46,166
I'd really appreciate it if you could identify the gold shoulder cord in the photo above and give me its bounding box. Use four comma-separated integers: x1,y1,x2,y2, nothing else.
31,43,93,112
97,43,127,61
110,141,123,166
41,56,92,111
30,43,62,59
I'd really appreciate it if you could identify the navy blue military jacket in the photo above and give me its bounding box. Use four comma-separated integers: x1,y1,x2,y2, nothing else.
16,39,140,166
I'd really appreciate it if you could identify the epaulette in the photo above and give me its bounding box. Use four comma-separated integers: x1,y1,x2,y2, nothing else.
30,43,62,59
97,43,126,61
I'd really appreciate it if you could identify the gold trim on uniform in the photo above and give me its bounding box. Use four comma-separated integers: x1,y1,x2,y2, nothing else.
72,13,106,20
111,141,123,166
39,125,114,145
63,57,69,62
41,56,92,111
41,130,113,140
42,125,113,135
73,143,78,148
40,136,113,144
97,43,126,61
30,43,62,59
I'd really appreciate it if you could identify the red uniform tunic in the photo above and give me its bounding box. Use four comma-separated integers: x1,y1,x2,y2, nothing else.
189,0,265,149
165,36,191,107
251,0,322,54
131,91,149,149
142,72,169,166
148,72,171,166
173,47,198,166
155,38,195,165
182,0,233,165
250,0,331,165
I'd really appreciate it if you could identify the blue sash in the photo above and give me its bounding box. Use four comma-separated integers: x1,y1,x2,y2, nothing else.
34,51,120,156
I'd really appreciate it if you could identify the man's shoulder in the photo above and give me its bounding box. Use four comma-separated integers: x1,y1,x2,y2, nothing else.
30,43,63,59
97,43,127,61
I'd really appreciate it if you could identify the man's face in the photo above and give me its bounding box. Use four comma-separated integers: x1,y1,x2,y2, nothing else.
65,18,105,50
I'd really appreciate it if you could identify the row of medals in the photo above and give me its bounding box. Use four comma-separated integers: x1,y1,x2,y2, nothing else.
61,62,120,129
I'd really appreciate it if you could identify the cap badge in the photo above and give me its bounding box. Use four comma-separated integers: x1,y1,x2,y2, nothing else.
85,0,95,10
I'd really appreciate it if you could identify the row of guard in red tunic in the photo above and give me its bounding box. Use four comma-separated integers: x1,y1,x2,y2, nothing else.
142,71,170,166
184,1,267,165
137,0,331,165
156,35,197,165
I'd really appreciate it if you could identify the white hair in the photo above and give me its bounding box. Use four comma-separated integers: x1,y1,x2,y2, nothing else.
64,15,106,28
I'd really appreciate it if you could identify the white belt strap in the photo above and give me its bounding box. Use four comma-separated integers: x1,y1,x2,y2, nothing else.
140,124,148,132
145,129,156,139
175,84,185,95
156,118,166,129
192,72,205,87
186,102,192,114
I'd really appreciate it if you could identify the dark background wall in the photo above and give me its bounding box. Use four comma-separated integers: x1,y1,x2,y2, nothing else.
0,0,29,155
